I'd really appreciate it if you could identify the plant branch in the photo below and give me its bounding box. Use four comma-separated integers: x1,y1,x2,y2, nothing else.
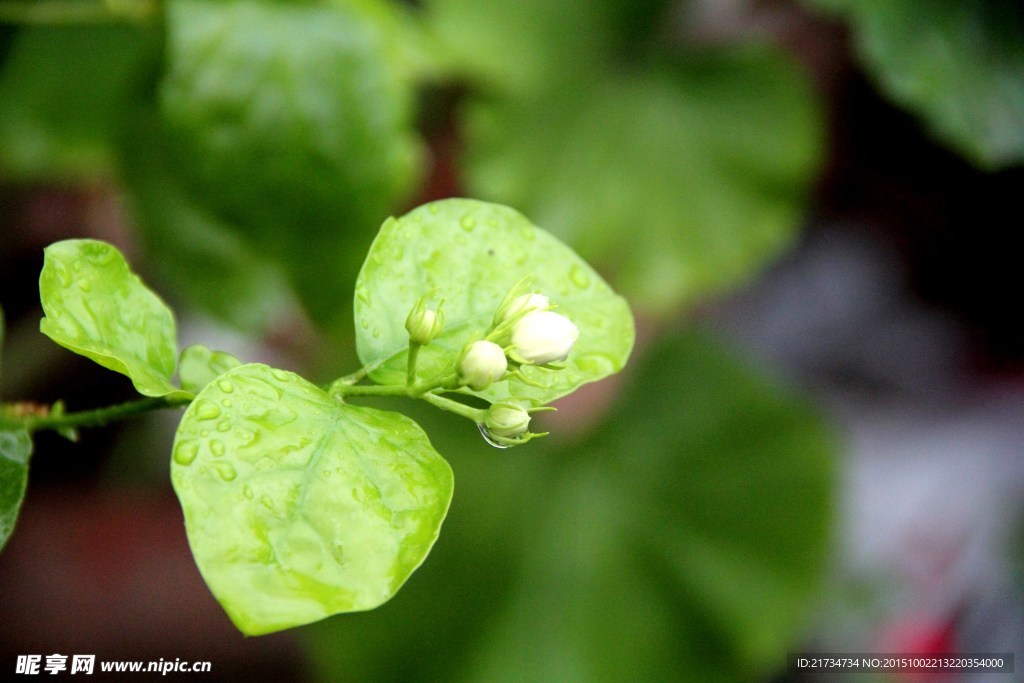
0,395,191,434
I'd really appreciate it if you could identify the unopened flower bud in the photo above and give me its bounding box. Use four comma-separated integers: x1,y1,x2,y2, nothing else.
458,340,508,390
406,300,444,345
495,292,549,326
484,402,531,439
511,310,579,365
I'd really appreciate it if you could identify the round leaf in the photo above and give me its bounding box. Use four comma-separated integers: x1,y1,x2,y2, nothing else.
39,239,186,398
171,363,454,635
354,198,635,406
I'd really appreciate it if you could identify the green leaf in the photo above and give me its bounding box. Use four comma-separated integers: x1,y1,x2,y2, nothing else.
171,363,454,635
462,49,823,313
0,24,155,179
39,239,187,398
302,330,836,680
0,428,32,552
804,0,1024,168
155,0,424,329
178,344,242,395
354,198,635,406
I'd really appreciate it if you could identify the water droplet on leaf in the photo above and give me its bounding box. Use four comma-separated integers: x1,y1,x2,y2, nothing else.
173,440,199,466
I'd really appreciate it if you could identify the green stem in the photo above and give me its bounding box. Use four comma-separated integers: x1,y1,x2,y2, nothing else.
0,395,191,434
419,392,486,423
406,342,421,388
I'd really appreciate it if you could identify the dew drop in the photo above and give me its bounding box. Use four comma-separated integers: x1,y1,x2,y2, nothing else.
173,440,199,466
460,214,476,231
195,400,221,421
216,419,232,432
271,369,291,382
216,379,235,393
242,484,254,500
76,279,92,292
360,318,369,330
221,398,233,408
212,461,237,482
210,439,225,457
477,423,510,450
371,327,381,339
356,287,371,306
569,264,591,289
199,429,210,438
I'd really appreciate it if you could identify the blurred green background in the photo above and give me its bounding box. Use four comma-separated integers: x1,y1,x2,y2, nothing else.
1,0,1022,680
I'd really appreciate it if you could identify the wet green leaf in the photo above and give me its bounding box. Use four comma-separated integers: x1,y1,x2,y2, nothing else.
171,363,453,635
0,24,155,179
463,49,823,313
0,428,32,552
178,344,242,395
156,0,423,329
355,198,635,406
39,239,187,398
805,0,1024,168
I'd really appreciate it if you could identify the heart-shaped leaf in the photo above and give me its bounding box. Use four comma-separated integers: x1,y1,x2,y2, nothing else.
354,198,634,406
171,363,454,635
39,239,188,399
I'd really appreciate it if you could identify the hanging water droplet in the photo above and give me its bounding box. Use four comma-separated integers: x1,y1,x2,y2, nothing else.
477,423,510,450
173,440,199,466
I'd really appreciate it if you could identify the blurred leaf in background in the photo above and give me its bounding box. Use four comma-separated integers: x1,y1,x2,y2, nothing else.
427,0,824,314
146,0,427,331
304,330,835,681
0,23,154,180
804,0,1024,169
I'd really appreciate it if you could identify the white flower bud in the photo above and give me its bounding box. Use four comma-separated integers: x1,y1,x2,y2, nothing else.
484,402,531,439
405,297,444,345
458,340,508,390
495,292,549,325
511,310,579,365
